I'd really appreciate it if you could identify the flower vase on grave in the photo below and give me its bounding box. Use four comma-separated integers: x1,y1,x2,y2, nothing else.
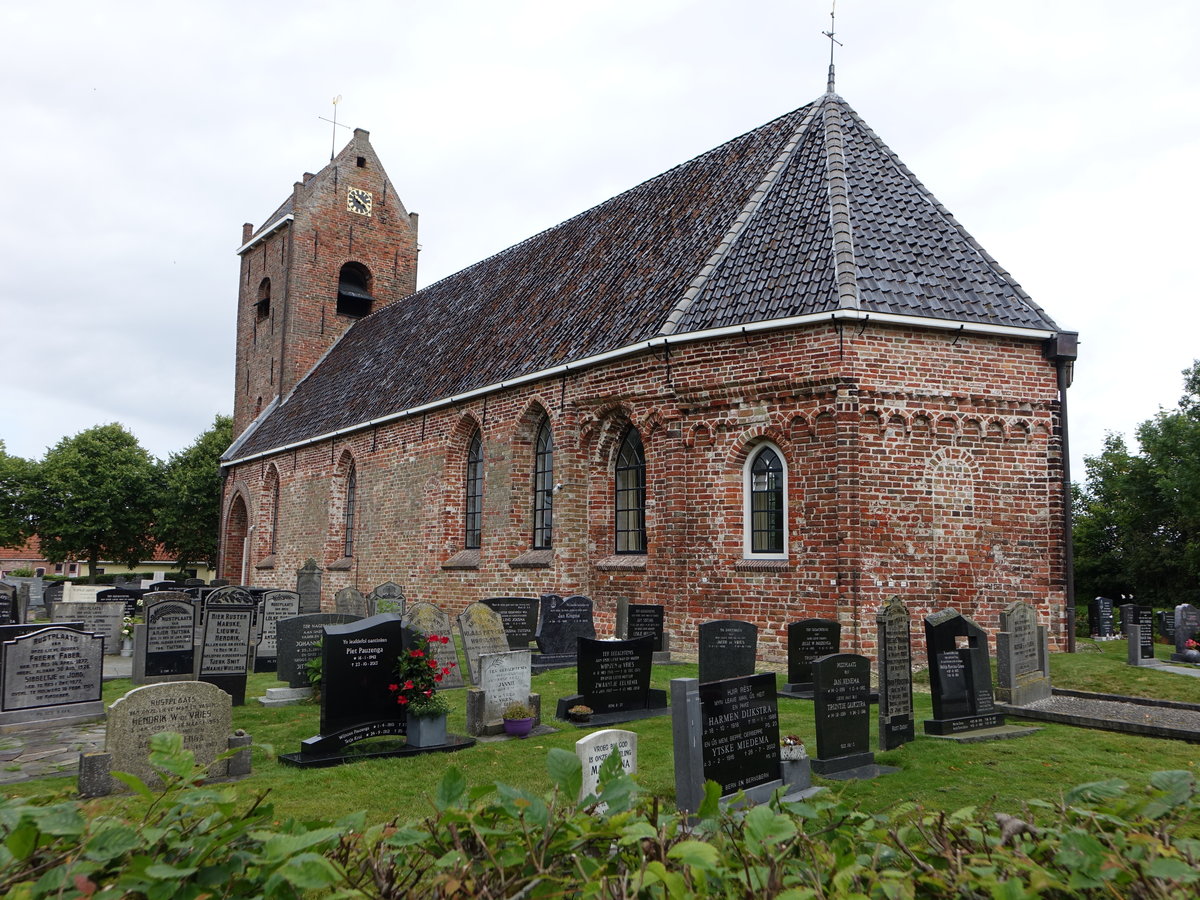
121,637,133,657
503,716,535,738
406,712,448,748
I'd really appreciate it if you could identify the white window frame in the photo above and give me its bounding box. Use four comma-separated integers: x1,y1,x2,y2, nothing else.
742,442,788,559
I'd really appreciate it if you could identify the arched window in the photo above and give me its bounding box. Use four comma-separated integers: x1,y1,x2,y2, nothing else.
256,278,271,321
532,418,553,549
615,429,646,554
464,431,483,549
269,475,281,555
745,444,786,557
343,465,357,558
337,262,373,317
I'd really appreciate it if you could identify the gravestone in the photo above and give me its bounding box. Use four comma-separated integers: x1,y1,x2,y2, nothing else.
205,585,254,605
995,601,1052,703
466,649,533,735
482,597,539,650
812,653,887,779
198,602,254,705
254,590,300,673
0,583,17,626
457,602,511,684
134,595,197,684
697,619,757,684
1158,610,1176,643
210,578,231,587
96,587,143,617
1171,604,1200,663
4,576,44,617
672,672,811,814
781,618,840,697
1122,604,1157,666
15,584,30,625
183,578,206,587
276,613,361,689
1088,597,1115,638
0,626,105,730
876,597,914,750
101,681,234,790
923,609,1005,735
42,581,65,606
577,728,637,802
50,602,124,654
295,559,322,613
148,581,184,592
534,595,595,672
335,587,371,618
368,581,405,616
558,635,668,723
401,601,464,688
616,599,671,662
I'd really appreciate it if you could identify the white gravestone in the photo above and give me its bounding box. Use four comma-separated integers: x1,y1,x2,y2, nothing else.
576,728,637,801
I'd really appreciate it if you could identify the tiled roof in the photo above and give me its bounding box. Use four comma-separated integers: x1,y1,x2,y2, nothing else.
231,94,1060,460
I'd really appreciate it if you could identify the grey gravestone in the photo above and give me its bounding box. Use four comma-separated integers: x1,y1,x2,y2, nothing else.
334,587,371,618
401,601,464,689
811,653,880,778
479,650,532,725
1088,597,1115,638
482,597,539,650
0,626,105,730
135,595,197,684
210,578,231,587
1120,604,1156,666
5,576,43,613
876,597,914,750
0,583,18,625
198,603,254,705
559,635,666,721
15,584,30,625
697,620,757,684
782,619,840,696
276,613,361,689
458,602,510,684
534,595,595,671
1171,604,1200,662
50,602,123,654
996,601,1051,703
295,559,322,614
105,681,234,789
577,728,637,802
184,578,205,587
923,609,1004,735
254,590,300,673
367,581,406,616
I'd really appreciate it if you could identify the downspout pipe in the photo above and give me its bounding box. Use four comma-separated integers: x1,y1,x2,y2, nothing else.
1044,332,1079,652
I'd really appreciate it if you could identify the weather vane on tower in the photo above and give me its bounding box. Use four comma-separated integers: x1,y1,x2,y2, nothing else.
823,1,842,93
319,95,351,161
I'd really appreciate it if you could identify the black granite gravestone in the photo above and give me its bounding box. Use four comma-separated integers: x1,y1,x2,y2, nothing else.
276,613,362,689
143,597,197,678
1158,610,1176,642
781,618,840,697
923,609,1004,735
0,584,15,626
198,602,253,706
1088,597,1115,638
148,581,185,592
557,635,667,722
697,619,757,684
482,597,540,650
811,653,876,777
627,604,665,652
1171,604,1200,662
1121,604,1156,665
876,597,914,750
42,581,65,606
698,672,780,797
534,595,594,671
254,590,300,673
96,588,144,617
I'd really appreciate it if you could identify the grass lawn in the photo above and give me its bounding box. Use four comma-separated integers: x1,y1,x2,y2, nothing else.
9,636,1198,829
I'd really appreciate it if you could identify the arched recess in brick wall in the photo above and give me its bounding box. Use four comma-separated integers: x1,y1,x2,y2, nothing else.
258,464,281,563
727,426,794,560
441,412,483,556
222,491,250,584
326,449,357,565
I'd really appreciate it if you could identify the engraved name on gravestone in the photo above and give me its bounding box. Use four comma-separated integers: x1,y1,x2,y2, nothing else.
401,601,463,688
697,619,757,684
784,619,840,693
924,609,1003,735
575,636,657,714
627,604,665,652
276,613,361,689
368,581,405,616
876,597,914,750
334,587,371,618
50,602,124,654
0,583,16,626
457,602,511,684
811,653,873,776
482,597,539,650
1158,610,1176,642
535,595,595,659
42,581,64,607
1088,597,1114,638
106,682,233,788
577,728,637,802
996,601,1051,704
96,588,143,617
1171,604,1200,662
254,590,300,672
138,595,197,682
479,650,532,724
699,672,780,796
199,604,253,706
295,559,323,614
0,627,104,727
1119,604,1156,665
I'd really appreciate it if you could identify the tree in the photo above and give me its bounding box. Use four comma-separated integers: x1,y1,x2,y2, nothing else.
0,441,34,548
155,414,233,572
28,424,161,583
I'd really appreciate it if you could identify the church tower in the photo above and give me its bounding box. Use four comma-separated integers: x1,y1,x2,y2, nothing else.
231,128,419,438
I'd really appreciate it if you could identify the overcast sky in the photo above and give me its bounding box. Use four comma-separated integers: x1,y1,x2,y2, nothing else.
3,0,1198,482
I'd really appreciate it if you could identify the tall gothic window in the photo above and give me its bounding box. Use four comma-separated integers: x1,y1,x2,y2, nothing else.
269,474,280,555
746,444,786,556
343,465,357,558
615,429,646,554
532,418,554,549
465,431,483,549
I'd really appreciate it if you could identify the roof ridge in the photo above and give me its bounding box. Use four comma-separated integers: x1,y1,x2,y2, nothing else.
658,103,821,336
836,99,1059,330
822,94,860,310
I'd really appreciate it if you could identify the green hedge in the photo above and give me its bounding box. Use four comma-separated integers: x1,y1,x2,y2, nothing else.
2,733,1197,898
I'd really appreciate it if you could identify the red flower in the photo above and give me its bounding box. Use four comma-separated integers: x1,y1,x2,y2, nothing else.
423,690,433,698
388,683,399,692
441,667,452,675
397,695,409,705
410,649,425,658
440,635,451,644
428,660,438,669
404,680,414,690
434,674,443,682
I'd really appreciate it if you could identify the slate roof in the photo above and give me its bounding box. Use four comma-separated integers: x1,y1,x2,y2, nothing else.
230,93,1060,461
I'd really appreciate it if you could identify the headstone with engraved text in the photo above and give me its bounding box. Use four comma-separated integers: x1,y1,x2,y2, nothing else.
923,609,1004,735
482,597,539,650
697,619,757,684
401,601,463,688
876,597,914,749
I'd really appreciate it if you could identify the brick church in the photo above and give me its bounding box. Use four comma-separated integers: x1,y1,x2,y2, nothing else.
219,87,1078,660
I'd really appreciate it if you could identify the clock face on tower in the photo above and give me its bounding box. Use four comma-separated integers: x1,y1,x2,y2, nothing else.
347,188,373,216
